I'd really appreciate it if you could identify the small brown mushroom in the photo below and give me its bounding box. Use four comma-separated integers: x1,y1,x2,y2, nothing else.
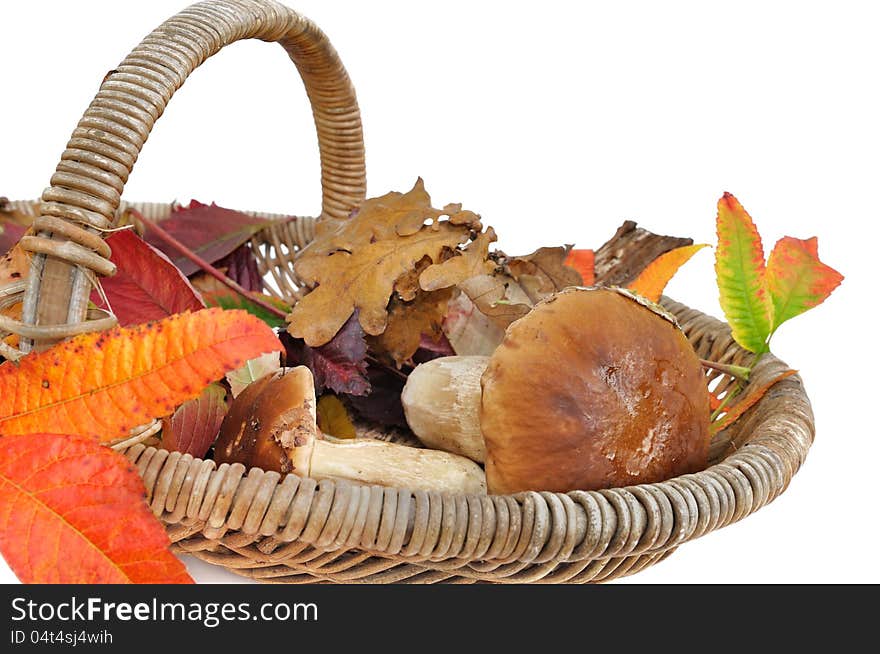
402,287,710,493
215,366,486,494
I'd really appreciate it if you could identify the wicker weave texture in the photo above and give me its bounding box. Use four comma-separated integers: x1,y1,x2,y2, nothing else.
17,0,364,351
115,299,813,583
5,0,816,583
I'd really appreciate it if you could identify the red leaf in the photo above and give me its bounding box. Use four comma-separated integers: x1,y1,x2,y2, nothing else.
283,315,371,396
143,201,287,276
0,432,193,584
161,384,228,458
92,230,205,326
564,249,595,285
0,221,26,254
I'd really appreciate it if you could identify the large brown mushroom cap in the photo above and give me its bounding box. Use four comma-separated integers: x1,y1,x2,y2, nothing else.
480,287,710,494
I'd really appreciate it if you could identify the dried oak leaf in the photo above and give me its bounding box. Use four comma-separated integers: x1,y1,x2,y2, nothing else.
504,245,583,303
419,227,498,292
394,255,435,302
369,287,455,367
289,221,472,346
457,274,533,329
306,178,481,256
439,243,581,335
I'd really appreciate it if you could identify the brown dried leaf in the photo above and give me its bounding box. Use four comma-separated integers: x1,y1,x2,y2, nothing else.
419,227,497,292
594,220,693,286
505,245,583,303
289,221,471,346
457,274,532,329
0,245,30,352
0,198,37,227
306,179,481,256
370,287,454,367
394,255,434,302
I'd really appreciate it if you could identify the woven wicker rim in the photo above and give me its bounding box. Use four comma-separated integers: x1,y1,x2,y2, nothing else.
5,0,815,583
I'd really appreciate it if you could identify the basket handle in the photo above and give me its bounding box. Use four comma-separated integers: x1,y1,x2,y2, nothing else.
19,0,365,352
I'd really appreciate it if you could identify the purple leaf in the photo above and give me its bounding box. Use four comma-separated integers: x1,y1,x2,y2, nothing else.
282,314,371,396
0,221,26,254
213,244,263,292
412,332,456,364
343,368,408,429
142,200,288,276
93,230,205,326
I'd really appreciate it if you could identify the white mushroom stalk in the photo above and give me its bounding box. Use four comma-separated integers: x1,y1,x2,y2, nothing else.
215,366,486,495
401,356,488,462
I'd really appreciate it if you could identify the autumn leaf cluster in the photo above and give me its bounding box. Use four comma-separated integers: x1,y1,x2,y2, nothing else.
0,183,843,586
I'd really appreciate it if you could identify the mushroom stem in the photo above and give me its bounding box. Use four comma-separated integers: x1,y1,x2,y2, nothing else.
309,436,486,494
214,365,487,494
401,356,488,462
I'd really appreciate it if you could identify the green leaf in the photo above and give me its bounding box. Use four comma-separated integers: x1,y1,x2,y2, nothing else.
204,291,288,329
715,193,773,353
766,236,844,335
226,352,281,398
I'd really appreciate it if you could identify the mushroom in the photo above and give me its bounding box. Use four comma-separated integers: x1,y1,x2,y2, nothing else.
215,366,486,494
401,287,710,494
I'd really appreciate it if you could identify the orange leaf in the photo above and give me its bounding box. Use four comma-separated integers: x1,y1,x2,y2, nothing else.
0,244,29,287
0,309,282,443
0,432,193,583
708,390,723,412
628,244,709,302
564,249,595,285
710,369,798,435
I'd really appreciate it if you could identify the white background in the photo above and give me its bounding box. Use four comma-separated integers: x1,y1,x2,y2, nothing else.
0,0,876,584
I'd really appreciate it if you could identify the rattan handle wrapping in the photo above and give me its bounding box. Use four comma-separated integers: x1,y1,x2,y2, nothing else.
19,0,365,351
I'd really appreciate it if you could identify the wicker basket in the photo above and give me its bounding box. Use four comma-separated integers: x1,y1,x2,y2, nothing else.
3,0,814,583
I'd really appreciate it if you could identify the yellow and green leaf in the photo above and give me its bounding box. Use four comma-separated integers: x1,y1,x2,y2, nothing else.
715,193,773,353
766,236,844,335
